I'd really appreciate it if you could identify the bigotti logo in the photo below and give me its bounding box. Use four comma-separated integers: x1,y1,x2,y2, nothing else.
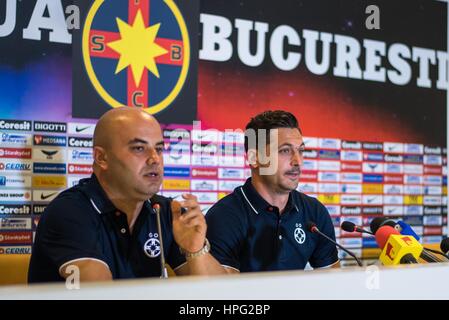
33,121,67,133
0,205,32,215
0,161,32,172
33,205,48,215
0,120,32,131
68,137,93,148
0,147,32,159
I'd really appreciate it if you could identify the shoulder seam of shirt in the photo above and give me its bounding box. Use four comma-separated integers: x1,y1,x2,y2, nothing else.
239,187,258,214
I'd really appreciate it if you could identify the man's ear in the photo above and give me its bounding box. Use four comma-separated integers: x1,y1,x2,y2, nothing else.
93,146,108,170
246,149,258,169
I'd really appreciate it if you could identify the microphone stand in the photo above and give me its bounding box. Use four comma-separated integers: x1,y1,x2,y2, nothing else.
152,203,168,279
311,225,363,267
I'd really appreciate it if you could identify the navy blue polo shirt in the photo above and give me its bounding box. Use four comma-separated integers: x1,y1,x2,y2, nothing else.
205,178,339,272
28,175,185,283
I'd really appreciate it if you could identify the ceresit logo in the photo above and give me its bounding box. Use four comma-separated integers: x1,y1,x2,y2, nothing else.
68,137,93,148
0,204,32,215
83,0,190,113
0,120,32,131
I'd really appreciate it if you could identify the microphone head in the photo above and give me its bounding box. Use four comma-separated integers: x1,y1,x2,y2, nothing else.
440,238,449,254
370,217,397,234
375,225,400,249
306,221,317,232
341,221,356,233
152,203,161,211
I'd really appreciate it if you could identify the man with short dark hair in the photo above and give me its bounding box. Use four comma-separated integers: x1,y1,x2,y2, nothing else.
206,110,340,273
28,107,226,283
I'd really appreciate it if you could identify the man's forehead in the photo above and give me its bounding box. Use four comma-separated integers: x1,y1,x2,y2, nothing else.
115,120,162,142
273,128,303,143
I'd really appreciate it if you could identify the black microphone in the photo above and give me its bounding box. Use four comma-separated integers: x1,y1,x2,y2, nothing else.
306,221,363,267
440,238,449,257
341,221,373,235
369,217,398,234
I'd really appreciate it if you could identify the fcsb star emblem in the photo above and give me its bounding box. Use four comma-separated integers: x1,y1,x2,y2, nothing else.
82,0,190,114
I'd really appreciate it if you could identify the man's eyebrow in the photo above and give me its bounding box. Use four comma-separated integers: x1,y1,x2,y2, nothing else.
128,138,148,145
128,138,164,146
278,142,306,148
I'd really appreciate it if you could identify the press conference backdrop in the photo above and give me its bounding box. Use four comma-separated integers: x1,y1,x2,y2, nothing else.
0,0,447,267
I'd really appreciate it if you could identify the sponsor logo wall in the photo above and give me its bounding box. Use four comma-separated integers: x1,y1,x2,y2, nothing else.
1,118,446,262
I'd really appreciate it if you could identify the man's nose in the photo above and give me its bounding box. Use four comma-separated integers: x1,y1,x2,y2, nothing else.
147,148,161,165
291,150,303,166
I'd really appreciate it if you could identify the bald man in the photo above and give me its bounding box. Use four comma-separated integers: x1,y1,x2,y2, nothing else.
28,107,226,283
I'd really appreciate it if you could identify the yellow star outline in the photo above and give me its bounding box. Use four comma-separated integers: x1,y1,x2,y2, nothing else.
107,10,168,87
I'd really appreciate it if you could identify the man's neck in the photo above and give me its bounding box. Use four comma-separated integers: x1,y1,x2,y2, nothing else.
251,177,290,213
